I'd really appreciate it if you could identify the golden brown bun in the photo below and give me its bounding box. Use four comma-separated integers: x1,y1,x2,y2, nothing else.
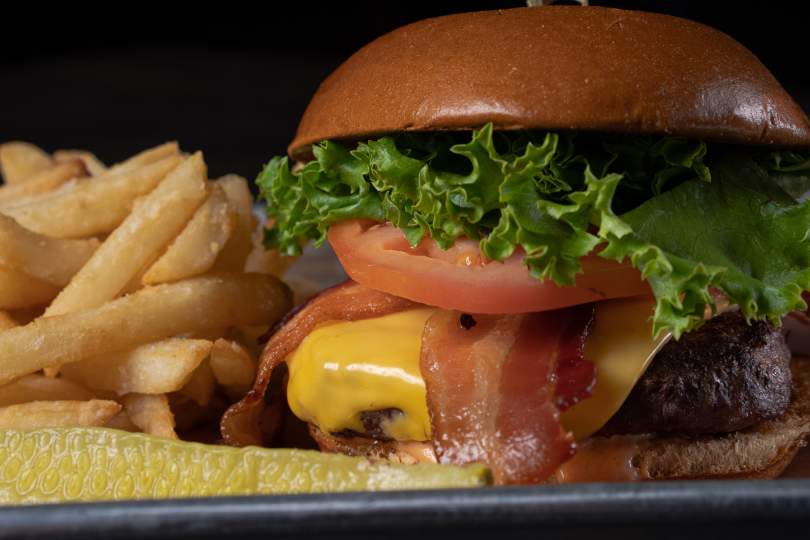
310,358,810,482
290,6,810,158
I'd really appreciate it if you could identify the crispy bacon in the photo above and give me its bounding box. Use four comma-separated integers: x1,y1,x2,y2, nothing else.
421,306,594,484
220,280,414,446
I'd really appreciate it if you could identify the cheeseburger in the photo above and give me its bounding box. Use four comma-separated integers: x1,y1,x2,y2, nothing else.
222,6,810,484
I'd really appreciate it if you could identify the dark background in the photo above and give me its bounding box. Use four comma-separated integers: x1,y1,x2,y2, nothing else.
1,1,808,181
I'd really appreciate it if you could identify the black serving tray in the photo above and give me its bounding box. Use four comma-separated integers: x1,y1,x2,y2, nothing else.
2,480,809,540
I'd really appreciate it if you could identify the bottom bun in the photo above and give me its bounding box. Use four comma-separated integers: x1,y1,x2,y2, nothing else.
309,357,810,483
554,356,810,482
782,445,810,478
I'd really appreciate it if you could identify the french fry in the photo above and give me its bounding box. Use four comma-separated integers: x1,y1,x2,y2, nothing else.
243,216,298,276
0,142,53,185
0,265,60,310
231,325,267,360
169,394,203,432
142,183,235,285
0,311,17,331
105,410,139,432
0,374,93,406
7,307,43,326
54,149,107,176
179,360,215,407
122,393,177,439
0,400,121,430
182,327,229,341
244,244,297,276
107,142,178,176
0,178,85,211
0,154,182,238
0,159,86,205
0,214,100,286
0,273,291,384
45,153,208,317
209,339,256,398
60,338,212,395
213,175,256,271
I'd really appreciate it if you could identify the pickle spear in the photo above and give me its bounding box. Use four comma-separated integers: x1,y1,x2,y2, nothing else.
0,428,489,504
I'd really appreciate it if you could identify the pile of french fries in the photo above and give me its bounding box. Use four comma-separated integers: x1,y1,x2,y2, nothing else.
0,141,294,440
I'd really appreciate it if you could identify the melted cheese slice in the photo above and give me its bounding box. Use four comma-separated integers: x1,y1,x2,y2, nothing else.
287,308,435,442
561,297,670,440
286,298,668,443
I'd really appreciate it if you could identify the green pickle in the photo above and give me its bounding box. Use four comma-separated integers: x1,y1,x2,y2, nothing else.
0,428,489,504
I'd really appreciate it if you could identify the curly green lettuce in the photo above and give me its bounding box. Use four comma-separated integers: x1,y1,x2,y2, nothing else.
257,124,810,338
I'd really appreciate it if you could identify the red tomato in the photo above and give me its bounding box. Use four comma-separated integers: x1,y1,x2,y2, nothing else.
327,220,651,314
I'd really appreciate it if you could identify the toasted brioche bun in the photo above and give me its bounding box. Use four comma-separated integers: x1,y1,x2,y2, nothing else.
310,357,810,481
289,6,810,158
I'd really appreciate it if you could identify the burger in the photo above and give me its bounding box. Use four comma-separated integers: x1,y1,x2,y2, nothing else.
221,6,810,484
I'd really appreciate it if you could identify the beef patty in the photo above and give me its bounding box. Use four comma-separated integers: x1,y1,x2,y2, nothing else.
601,311,792,436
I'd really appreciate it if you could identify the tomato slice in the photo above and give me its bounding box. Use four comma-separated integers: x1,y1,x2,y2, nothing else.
328,220,651,314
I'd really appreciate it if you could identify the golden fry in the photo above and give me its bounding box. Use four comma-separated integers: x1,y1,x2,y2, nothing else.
0,400,121,430
0,159,86,205
107,142,179,176
61,338,212,395
179,360,215,407
0,374,93,406
45,153,208,316
122,393,177,439
104,410,139,432
213,175,256,271
0,265,60,310
244,245,297,276
0,311,17,331
142,183,235,285
1,154,182,238
0,273,291,385
0,214,99,286
0,177,82,211
6,307,41,325
209,338,256,398
243,216,297,276
0,142,53,185
54,149,107,176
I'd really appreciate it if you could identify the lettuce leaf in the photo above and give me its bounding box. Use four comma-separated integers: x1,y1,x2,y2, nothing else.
602,151,810,337
760,150,810,201
256,125,810,337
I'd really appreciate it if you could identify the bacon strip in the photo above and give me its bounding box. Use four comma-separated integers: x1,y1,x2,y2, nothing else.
554,304,596,410
421,305,594,484
220,280,414,446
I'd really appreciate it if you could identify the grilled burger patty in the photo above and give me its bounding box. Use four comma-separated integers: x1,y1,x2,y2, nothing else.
601,311,792,436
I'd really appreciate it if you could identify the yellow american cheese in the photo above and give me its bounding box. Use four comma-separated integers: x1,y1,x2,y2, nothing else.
286,308,435,442
561,297,669,440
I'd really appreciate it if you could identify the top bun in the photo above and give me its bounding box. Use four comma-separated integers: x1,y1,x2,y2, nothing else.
289,6,810,158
